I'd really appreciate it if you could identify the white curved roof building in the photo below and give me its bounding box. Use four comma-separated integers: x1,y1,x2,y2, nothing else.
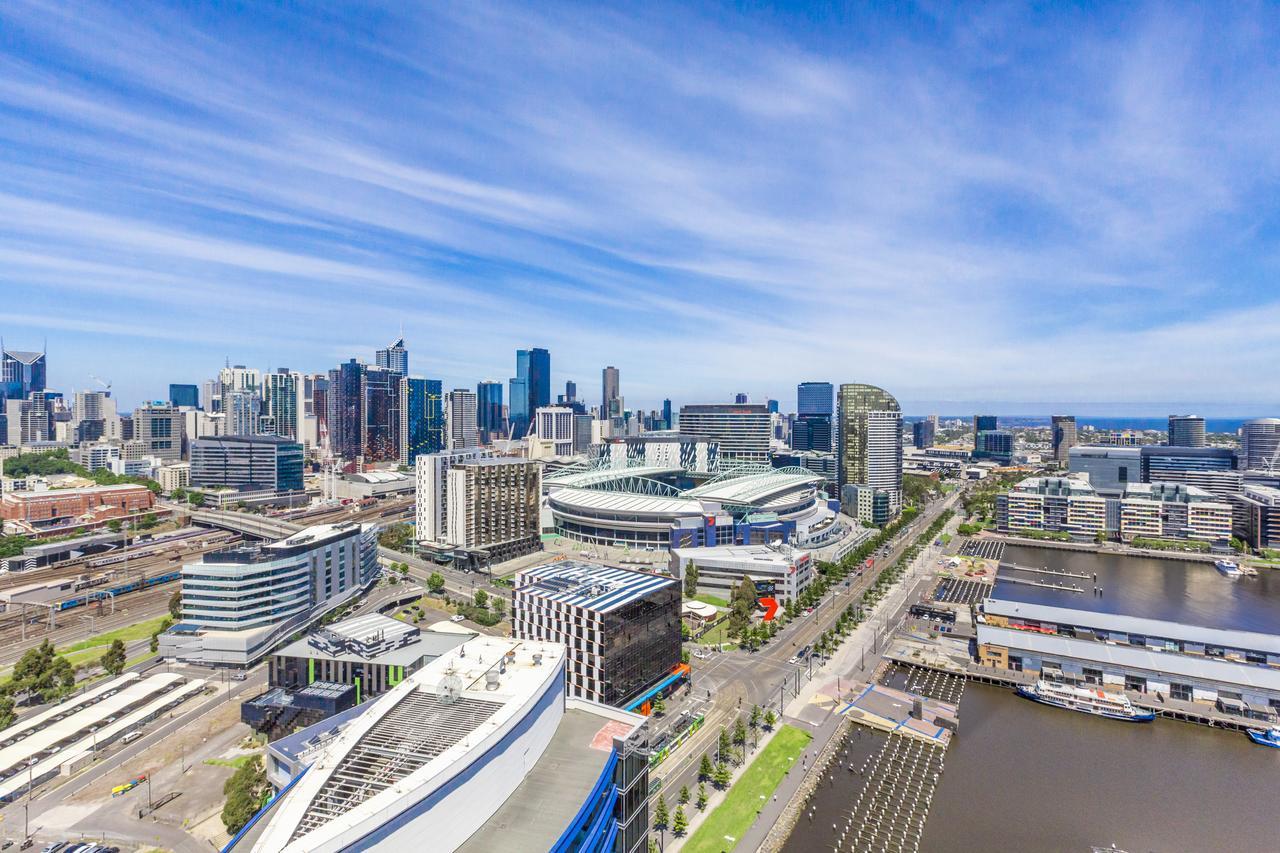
243,635,651,853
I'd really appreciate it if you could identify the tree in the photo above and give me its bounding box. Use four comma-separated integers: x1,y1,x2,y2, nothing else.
106,519,122,533
764,709,777,730
728,579,757,637
683,561,699,597
713,761,731,789
188,491,206,507
427,572,446,593
169,589,183,620
749,704,762,732
0,695,14,731
696,781,708,811
491,596,505,616
651,695,666,716
171,488,187,503
653,794,669,833
99,639,127,676
717,726,731,759
648,840,659,853
473,589,489,609
672,805,688,837
679,784,690,805
699,753,713,781
733,717,747,757
222,755,269,834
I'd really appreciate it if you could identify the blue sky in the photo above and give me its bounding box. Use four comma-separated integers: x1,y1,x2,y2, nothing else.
2,1,1279,414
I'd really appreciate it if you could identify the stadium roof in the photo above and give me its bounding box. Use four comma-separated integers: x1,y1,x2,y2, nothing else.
543,464,684,489
546,487,704,517
682,468,821,506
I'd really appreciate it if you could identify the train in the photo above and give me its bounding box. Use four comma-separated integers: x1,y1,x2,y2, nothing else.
54,569,182,612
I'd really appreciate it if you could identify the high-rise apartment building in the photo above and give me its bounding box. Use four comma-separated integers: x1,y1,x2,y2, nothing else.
326,359,364,460
262,369,301,438
1241,418,1280,473
564,380,577,405
1051,415,1077,465
476,380,504,444
224,389,262,436
533,406,576,456
445,388,479,449
71,390,119,443
837,383,903,518
4,391,55,447
1167,415,1206,448
414,447,496,543
678,404,771,464
133,402,183,462
219,365,260,395
662,399,673,430
361,366,401,462
399,377,444,466
912,419,936,450
445,458,541,559
169,384,199,409
375,337,408,376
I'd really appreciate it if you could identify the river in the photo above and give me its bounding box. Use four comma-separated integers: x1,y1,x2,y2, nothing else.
782,545,1280,852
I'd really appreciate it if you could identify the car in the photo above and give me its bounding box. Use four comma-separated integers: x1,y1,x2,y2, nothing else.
231,672,247,681
450,614,466,622
787,656,800,664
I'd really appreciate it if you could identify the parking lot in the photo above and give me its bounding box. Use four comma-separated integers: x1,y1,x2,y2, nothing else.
958,539,1005,561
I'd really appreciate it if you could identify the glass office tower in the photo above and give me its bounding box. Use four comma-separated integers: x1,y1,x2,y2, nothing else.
401,377,444,466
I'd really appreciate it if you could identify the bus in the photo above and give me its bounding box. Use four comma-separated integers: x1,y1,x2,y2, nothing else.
120,730,144,745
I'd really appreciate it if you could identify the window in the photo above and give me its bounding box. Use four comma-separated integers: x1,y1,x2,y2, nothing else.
1171,683,1193,701
1124,675,1147,693
1083,668,1103,685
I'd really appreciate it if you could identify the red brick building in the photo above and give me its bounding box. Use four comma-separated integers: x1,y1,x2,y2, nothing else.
1,484,155,532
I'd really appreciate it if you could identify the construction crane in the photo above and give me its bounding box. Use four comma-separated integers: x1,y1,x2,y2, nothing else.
89,374,112,394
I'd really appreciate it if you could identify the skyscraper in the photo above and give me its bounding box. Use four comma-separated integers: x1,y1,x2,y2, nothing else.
973,414,998,435
71,390,119,443
326,359,364,460
375,337,409,376
601,366,621,423
662,399,673,430
1167,415,1206,448
169,384,199,409
1051,415,1078,465
262,369,301,438
133,402,184,462
400,377,444,466
362,366,402,461
837,383,903,516
477,380,505,444
734,393,749,404
795,381,834,453
1241,419,1280,473
224,389,262,436
564,380,577,404
1,348,46,402
446,388,479,449
509,348,550,439
912,419,935,450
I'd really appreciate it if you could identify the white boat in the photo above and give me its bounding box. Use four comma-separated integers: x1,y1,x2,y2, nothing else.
1215,559,1243,577
1015,680,1155,722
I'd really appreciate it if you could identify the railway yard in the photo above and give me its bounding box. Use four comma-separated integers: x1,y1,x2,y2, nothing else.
0,495,414,670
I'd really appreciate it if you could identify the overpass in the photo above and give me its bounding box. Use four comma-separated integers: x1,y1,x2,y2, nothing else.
188,509,302,540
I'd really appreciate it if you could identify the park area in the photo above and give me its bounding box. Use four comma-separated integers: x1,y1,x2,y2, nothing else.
682,724,812,853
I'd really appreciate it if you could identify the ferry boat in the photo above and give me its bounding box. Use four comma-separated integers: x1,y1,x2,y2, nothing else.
1015,680,1155,722
1215,559,1243,578
1246,726,1280,748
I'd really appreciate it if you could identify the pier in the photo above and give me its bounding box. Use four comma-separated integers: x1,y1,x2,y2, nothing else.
997,574,1084,593
1001,561,1091,580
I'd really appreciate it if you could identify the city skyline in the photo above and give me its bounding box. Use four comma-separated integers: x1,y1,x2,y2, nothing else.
4,3,1280,408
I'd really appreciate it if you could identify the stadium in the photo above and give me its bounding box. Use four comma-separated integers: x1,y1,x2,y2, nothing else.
543,461,845,550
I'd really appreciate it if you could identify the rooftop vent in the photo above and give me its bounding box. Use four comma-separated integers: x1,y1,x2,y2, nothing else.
484,671,501,691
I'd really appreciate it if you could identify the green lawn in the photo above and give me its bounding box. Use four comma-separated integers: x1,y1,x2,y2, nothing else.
60,615,173,654
694,620,734,647
682,724,812,853
691,593,729,609
204,754,259,770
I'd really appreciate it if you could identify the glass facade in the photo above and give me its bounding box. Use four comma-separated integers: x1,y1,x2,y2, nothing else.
837,383,902,505
327,359,364,460
797,381,834,417
477,380,504,444
169,383,199,408
362,366,401,462
401,377,444,465
601,584,681,707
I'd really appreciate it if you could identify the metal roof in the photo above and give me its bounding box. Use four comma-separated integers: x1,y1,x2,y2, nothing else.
547,487,704,517
682,468,821,506
543,465,683,489
515,562,676,613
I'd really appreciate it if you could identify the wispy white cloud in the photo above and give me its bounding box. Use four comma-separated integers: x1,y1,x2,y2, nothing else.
0,0,1277,410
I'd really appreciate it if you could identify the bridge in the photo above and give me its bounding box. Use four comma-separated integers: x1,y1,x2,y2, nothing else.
187,509,302,540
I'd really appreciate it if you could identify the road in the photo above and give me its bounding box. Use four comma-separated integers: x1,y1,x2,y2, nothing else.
651,490,963,803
